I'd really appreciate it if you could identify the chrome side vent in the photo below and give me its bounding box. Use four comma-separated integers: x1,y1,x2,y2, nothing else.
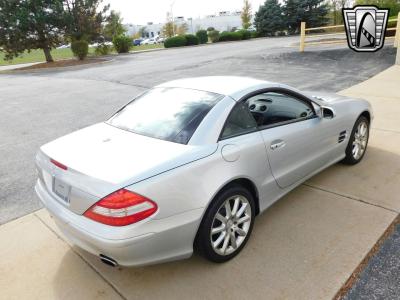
338,130,347,143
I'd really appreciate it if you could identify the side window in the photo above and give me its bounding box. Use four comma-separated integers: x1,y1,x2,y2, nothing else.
246,92,315,127
221,102,258,139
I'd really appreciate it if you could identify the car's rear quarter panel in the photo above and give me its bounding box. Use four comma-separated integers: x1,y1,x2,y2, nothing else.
126,131,279,221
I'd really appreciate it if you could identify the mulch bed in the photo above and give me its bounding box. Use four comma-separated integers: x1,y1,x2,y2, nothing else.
15,58,108,71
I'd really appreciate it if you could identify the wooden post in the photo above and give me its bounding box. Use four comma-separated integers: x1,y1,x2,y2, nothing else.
397,45,400,65
394,12,400,48
396,13,400,65
300,22,306,52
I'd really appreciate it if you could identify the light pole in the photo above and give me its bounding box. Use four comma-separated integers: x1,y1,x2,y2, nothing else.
170,0,176,36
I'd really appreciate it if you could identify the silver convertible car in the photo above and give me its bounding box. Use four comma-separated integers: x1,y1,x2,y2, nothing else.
35,77,372,267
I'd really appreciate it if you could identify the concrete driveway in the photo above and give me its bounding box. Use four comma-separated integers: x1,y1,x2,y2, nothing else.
0,37,399,299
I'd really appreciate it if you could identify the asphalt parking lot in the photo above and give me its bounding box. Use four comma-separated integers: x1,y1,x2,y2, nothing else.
0,37,399,299
0,37,396,224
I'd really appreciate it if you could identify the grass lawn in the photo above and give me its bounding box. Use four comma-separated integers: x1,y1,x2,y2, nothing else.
131,44,164,51
0,44,164,66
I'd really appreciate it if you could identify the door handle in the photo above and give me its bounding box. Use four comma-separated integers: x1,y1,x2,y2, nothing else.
270,140,286,150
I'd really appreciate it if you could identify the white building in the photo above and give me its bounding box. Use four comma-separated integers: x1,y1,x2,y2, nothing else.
125,11,248,38
186,11,244,34
124,22,163,38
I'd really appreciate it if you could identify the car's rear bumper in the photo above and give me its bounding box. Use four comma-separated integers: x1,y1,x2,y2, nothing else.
35,179,203,267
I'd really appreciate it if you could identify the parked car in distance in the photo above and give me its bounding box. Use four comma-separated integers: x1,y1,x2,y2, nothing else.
35,76,372,267
156,36,165,43
57,44,70,49
141,38,157,45
89,41,113,48
133,39,143,46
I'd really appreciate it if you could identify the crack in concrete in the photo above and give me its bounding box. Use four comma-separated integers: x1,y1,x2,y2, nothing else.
372,127,400,134
303,183,399,214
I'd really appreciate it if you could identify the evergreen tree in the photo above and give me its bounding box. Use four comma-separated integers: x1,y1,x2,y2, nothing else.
104,10,126,41
255,0,285,36
64,0,110,42
0,0,66,62
284,0,329,33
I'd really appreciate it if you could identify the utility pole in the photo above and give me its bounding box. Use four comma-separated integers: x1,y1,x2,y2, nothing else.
170,0,176,36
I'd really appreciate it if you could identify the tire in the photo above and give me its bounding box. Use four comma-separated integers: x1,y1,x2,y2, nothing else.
342,115,370,165
195,185,255,263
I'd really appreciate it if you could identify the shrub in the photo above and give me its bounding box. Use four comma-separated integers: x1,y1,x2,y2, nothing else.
207,27,215,32
218,31,243,42
164,36,187,48
251,31,260,39
208,30,220,43
71,40,89,60
95,43,112,56
184,34,199,46
238,29,251,40
196,30,208,44
112,35,132,53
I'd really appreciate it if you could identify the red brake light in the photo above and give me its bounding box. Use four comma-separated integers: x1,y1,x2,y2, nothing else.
50,159,68,170
84,189,158,226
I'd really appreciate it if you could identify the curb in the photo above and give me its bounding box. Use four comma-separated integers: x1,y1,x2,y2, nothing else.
1,58,115,74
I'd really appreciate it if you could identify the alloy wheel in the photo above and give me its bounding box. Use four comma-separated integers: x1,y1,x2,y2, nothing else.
210,195,252,256
352,121,368,160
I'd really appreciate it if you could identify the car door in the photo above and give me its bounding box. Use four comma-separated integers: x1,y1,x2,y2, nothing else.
218,101,281,209
245,89,335,189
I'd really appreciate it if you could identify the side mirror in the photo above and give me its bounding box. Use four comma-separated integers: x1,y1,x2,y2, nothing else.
321,106,336,119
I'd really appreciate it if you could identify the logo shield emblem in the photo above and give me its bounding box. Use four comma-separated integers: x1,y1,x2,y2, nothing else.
343,6,389,52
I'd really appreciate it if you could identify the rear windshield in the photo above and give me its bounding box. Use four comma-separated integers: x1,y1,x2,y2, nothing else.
107,87,222,144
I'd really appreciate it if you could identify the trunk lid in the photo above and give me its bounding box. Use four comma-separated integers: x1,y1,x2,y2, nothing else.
37,123,217,213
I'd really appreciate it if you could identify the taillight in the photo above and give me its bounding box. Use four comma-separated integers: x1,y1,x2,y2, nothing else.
50,159,68,170
84,189,158,226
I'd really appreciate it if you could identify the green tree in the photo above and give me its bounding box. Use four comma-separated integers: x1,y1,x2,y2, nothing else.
241,0,252,29
162,22,177,38
71,39,88,60
112,35,131,53
255,0,285,36
0,0,66,62
162,12,177,37
283,0,329,33
64,0,110,42
162,21,187,37
196,30,208,44
330,0,350,25
104,10,126,40
176,23,188,35
208,30,220,42
356,0,400,17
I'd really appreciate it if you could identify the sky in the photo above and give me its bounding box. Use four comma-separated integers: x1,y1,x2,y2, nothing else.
105,0,265,25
